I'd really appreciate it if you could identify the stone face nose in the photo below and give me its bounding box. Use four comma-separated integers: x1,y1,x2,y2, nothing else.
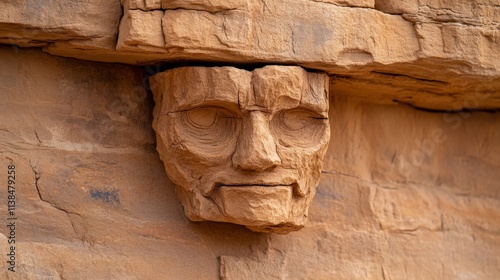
232,111,281,171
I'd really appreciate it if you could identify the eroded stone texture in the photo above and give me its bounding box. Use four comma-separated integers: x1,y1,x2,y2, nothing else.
150,66,330,234
316,0,375,8
117,10,165,52
0,0,121,48
122,0,162,11
0,47,499,279
1,0,498,110
0,0,499,277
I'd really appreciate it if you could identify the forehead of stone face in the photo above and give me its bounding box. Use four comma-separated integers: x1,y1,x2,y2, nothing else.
150,66,329,115
150,66,252,112
240,66,329,114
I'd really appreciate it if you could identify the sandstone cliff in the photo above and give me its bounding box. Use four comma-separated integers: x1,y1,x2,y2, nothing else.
0,0,499,279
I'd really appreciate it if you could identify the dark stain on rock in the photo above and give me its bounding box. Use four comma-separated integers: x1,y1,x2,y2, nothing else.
89,189,120,204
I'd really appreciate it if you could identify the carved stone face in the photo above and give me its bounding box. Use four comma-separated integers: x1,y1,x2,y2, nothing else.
150,66,330,234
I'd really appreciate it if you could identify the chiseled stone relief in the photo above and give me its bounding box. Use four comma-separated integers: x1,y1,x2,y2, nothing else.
150,65,330,233
1,0,500,277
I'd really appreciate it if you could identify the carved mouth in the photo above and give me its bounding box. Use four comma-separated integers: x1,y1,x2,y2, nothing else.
219,184,294,188
200,169,301,197
213,183,301,197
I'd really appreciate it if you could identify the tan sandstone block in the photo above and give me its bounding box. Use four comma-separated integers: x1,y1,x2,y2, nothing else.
315,0,375,8
0,0,120,48
161,0,419,65
372,185,442,232
122,0,162,11
0,0,496,112
414,23,445,58
162,0,248,12
374,0,419,14
117,10,165,51
163,9,251,50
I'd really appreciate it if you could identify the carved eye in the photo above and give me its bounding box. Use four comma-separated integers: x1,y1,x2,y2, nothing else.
187,107,218,128
170,105,241,162
185,106,237,130
281,109,319,130
271,109,328,147
173,106,241,156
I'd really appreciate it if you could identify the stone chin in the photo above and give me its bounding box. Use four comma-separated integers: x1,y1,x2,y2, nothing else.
174,182,320,234
212,185,304,233
150,65,330,234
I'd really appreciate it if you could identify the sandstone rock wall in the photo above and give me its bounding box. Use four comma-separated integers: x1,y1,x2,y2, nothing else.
1,0,499,111
1,0,499,278
1,47,499,279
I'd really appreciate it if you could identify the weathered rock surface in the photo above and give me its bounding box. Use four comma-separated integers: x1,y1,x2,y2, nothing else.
0,0,499,278
0,0,121,49
0,0,498,110
1,47,499,279
150,66,330,233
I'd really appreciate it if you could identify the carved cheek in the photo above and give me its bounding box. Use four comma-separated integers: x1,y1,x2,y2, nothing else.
170,107,241,166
